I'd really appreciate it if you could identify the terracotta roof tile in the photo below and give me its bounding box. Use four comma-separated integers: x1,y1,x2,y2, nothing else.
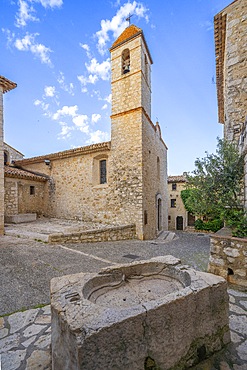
111,24,142,49
168,175,187,183
4,166,47,182
0,76,17,93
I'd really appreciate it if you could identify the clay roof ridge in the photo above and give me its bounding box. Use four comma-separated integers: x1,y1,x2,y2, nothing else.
4,165,48,181
14,141,111,164
0,76,17,93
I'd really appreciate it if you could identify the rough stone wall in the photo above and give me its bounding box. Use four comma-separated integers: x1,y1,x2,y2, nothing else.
110,32,167,239
208,234,247,288
4,177,46,217
21,149,113,223
4,143,23,164
142,118,168,238
4,178,18,216
0,89,3,234
168,180,187,231
221,0,247,143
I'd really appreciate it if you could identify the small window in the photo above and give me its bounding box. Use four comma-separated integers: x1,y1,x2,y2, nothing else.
168,215,171,221
171,199,176,208
4,151,9,165
172,183,177,191
157,157,160,180
30,186,35,195
100,160,107,184
122,48,130,74
144,210,148,225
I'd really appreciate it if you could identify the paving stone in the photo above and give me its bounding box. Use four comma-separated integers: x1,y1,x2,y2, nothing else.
26,349,51,370
0,333,20,353
229,314,247,336
0,328,8,339
22,335,37,348
229,295,236,303
42,305,51,315
229,303,247,315
23,324,46,338
228,289,247,298
239,300,247,310
0,317,4,329
34,333,51,349
1,350,26,370
35,314,51,325
236,340,247,361
231,331,244,344
8,308,39,334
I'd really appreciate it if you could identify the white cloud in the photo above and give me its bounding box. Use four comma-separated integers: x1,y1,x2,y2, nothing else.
86,130,110,144
38,0,63,8
58,122,74,139
104,93,112,103
57,72,74,95
44,85,56,97
80,43,91,58
91,113,101,124
88,74,98,84
73,115,89,133
14,33,52,65
15,0,38,28
52,105,78,120
102,104,107,110
95,1,149,55
15,0,63,27
86,58,111,81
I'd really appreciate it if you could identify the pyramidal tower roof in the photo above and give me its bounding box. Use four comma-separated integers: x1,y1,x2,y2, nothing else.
111,24,142,49
110,24,153,63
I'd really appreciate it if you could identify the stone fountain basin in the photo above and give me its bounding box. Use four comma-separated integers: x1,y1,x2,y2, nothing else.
51,255,230,370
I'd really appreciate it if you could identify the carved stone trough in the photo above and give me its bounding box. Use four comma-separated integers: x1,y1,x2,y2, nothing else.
51,256,230,370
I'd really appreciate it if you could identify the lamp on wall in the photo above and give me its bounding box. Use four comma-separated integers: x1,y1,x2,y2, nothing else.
44,159,50,166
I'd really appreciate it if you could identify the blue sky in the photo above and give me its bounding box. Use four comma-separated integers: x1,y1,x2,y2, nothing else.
1,0,232,175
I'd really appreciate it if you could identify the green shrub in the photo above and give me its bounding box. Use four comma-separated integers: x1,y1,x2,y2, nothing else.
194,218,223,233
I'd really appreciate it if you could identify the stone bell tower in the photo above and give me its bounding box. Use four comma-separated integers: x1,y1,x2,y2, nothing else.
109,25,168,240
0,76,17,234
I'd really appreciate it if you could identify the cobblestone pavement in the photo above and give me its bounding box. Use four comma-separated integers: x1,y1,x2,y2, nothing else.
0,231,246,369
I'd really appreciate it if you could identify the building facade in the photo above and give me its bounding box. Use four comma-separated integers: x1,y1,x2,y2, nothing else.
168,175,195,231
0,76,17,235
214,0,247,206
3,25,168,240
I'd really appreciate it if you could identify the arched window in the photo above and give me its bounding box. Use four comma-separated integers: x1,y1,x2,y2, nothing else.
157,156,160,180
4,151,9,165
145,54,148,80
122,49,130,74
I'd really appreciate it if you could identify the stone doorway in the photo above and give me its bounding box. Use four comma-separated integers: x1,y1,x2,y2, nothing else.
176,216,183,230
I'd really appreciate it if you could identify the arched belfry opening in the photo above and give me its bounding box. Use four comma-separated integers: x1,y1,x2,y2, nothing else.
122,48,130,74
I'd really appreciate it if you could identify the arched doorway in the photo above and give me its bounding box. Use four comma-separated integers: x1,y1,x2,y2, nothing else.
157,198,162,231
176,216,183,230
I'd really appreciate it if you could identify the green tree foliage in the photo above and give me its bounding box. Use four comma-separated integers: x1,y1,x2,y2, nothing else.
181,138,246,236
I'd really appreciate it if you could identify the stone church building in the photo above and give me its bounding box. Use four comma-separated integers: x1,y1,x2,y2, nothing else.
1,25,168,240
214,0,247,206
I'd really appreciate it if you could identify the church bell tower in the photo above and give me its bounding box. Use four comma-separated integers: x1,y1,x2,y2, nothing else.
109,25,168,239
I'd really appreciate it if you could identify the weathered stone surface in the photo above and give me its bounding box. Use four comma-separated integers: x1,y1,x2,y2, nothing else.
51,256,230,370
0,333,20,352
229,304,247,315
26,349,51,370
1,350,26,370
8,308,39,334
236,340,247,361
229,315,247,336
23,323,47,338
0,328,8,339
208,236,247,288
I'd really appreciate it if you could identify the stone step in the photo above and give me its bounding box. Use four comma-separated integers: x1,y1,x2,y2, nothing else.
157,231,177,242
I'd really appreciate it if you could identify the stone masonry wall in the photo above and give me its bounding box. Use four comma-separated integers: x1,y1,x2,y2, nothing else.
208,234,247,288
168,181,187,231
0,89,4,234
4,177,47,217
142,117,168,239
20,149,114,223
48,224,136,244
4,143,23,164
222,0,247,143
